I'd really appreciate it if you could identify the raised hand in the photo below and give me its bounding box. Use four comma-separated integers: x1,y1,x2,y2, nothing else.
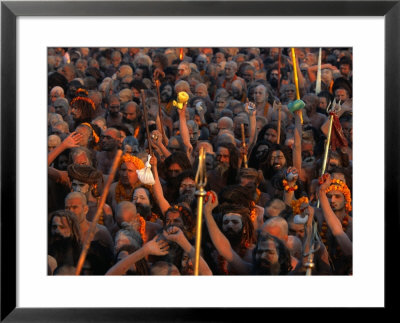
204,190,218,214
163,226,185,245
144,235,169,256
62,131,82,149
318,173,332,192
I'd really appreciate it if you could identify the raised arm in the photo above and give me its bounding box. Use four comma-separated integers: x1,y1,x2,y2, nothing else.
149,154,171,216
203,192,252,274
317,174,352,256
106,235,169,275
149,130,171,160
48,132,82,166
177,102,193,159
245,102,257,150
163,226,212,275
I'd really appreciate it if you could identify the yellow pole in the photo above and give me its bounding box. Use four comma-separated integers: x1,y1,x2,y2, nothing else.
194,148,207,275
291,48,303,123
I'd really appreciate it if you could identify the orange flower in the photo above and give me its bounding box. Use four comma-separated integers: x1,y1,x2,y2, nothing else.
325,179,352,213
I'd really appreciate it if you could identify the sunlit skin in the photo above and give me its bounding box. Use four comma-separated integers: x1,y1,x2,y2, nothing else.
132,188,150,206
289,223,306,241
216,147,230,166
327,190,346,213
270,150,286,171
335,89,349,102
119,162,139,187
165,211,184,229
51,216,71,238
255,239,279,265
265,129,278,144
179,178,196,196
65,197,88,223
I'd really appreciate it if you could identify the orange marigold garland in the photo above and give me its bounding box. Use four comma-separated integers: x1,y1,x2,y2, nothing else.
138,215,147,244
250,201,257,222
325,179,352,213
282,179,298,192
118,153,145,170
291,196,309,215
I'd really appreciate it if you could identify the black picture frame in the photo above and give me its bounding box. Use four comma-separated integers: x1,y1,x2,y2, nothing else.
1,1,397,321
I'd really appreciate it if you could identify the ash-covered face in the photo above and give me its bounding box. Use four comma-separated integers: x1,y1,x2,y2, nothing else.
254,238,280,275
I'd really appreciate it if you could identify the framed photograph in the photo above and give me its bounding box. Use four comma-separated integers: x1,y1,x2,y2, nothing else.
1,0,397,321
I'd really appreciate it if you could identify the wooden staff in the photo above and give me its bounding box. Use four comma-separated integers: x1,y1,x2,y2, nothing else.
75,149,123,275
194,147,207,276
277,48,282,94
277,104,282,145
240,123,248,168
315,48,322,95
155,79,168,145
140,89,153,156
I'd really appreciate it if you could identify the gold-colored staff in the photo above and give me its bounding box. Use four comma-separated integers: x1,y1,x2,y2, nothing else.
290,48,304,124
240,123,248,168
140,89,153,156
75,149,123,275
305,99,340,275
194,147,207,276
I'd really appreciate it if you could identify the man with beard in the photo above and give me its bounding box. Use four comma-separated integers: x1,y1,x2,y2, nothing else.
67,164,114,232
316,173,352,275
107,154,147,213
105,94,123,128
159,82,175,117
95,127,121,175
217,61,245,93
175,170,197,209
203,191,292,275
231,79,247,103
70,95,96,129
195,53,208,76
53,97,75,132
238,167,271,208
302,93,328,130
132,186,163,226
206,142,240,194
121,101,144,143
65,192,114,254
162,225,212,275
267,67,280,97
114,201,162,245
48,210,82,270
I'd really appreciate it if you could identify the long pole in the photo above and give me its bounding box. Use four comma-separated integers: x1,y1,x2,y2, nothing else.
140,89,153,156
241,123,248,168
306,106,335,275
315,48,322,95
291,48,303,124
155,80,168,145
194,148,207,276
75,149,123,275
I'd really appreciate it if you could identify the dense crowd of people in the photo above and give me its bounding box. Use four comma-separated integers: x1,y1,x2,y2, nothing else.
47,47,353,275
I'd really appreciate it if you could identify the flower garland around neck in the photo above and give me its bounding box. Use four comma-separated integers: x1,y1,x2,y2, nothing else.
324,178,352,213
254,188,261,204
115,181,135,204
250,201,257,223
291,196,309,215
137,215,147,244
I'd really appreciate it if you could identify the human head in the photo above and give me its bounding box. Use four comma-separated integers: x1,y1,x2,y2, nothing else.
48,209,81,243
150,261,181,275
100,127,121,152
253,232,292,275
64,191,89,224
325,178,352,214
67,164,103,198
118,153,145,187
70,96,96,123
48,134,61,152
224,61,237,80
177,61,191,79
49,86,65,103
